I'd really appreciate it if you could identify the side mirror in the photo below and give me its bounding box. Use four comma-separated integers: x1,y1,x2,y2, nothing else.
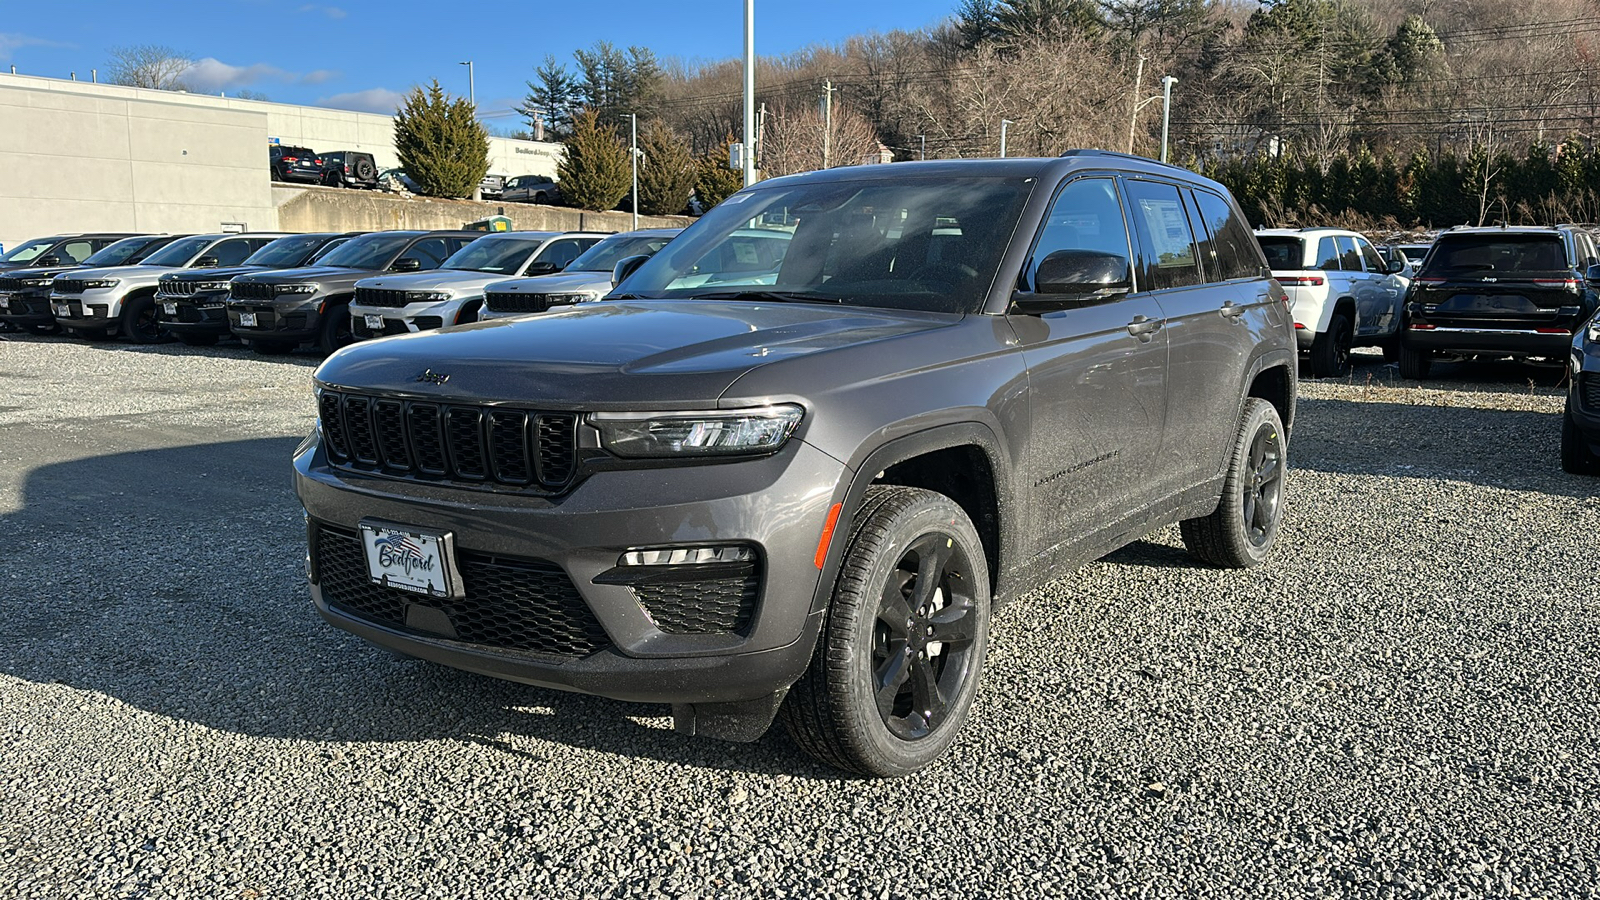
611,254,651,286
524,260,559,276
390,257,422,272
1012,250,1132,314
193,256,219,268
1386,258,1407,274
1586,263,1600,283
37,255,61,267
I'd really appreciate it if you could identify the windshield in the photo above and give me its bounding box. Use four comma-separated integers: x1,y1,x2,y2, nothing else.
441,237,545,274
1255,237,1304,270
570,233,677,272
83,237,156,267
618,177,1032,313
307,237,353,264
245,234,338,268
0,237,59,264
315,233,416,269
1423,234,1567,275
142,236,216,267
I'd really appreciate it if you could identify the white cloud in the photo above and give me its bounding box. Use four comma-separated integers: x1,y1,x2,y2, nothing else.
298,5,348,19
300,68,340,85
181,58,294,92
0,32,72,62
317,88,406,115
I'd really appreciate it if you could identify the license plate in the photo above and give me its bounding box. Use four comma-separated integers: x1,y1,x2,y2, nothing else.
53,303,70,317
364,314,385,330
163,302,178,316
238,312,257,327
359,521,461,598
0,295,10,310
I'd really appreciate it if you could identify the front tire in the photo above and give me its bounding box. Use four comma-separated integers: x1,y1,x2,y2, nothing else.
1399,344,1432,379
316,303,352,354
121,295,169,344
1561,398,1600,475
782,486,991,777
1309,310,1353,377
1181,398,1287,568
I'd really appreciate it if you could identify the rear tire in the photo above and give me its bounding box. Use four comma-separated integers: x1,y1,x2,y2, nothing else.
1181,398,1286,569
1309,310,1353,377
121,295,169,344
1561,398,1600,475
782,486,991,777
1399,344,1432,379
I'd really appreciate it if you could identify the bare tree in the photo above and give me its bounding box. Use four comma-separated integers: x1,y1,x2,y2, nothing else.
761,102,881,177
106,45,194,91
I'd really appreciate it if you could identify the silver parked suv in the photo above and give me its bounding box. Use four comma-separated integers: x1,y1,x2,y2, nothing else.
295,152,1297,776
480,229,682,320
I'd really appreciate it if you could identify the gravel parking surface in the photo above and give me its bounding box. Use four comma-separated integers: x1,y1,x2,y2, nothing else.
2,336,1597,899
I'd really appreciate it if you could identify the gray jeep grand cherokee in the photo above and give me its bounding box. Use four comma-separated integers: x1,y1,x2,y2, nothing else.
295,152,1296,776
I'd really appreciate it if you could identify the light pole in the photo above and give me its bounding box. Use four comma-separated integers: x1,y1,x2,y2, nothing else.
1159,75,1178,164
459,60,474,108
917,134,926,160
742,0,756,187
999,119,1013,158
627,113,640,230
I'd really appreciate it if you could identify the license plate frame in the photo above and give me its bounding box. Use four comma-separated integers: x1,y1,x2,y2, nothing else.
364,314,385,330
358,520,463,599
162,301,178,316
53,302,70,317
238,311,258,327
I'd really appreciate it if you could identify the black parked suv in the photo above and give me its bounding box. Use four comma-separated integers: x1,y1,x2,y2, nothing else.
1399,225,1600,378
295,152,1296,776
156,232,362,346
0,233,140,273
321,151,379,189
229,230,479,355
1565,312,1600,475
0,235,178,334
270,145,323,184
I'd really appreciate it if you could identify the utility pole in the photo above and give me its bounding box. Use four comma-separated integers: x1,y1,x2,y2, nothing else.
742,0,756,187
627,113,639,230
1000,119,1013,158
1160,75,1178,164
822,80,838,168
1127,55,1145,155
917,134,926,160
459,61,475,108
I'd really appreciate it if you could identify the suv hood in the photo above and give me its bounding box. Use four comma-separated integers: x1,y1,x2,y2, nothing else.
315,299,956,407
489,271,614,294
2,264,83,280
69,264,181,287
166,265,267,283
355,270,521,295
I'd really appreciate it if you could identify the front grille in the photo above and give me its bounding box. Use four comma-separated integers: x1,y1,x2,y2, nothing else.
484,291,552,314
313,524,610,657
230,282,276,301
319,389,580,491
52,279,86,295
1583,374,1600,413
635,573,761,634
159,281,200,296
0,277,22,292
353,287,409,308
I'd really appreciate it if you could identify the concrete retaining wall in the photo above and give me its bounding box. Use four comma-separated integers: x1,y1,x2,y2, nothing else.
273,186,690,234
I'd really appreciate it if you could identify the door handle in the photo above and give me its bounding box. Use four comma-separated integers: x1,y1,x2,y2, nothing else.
1219,300,1247,319
1126,315,1164,341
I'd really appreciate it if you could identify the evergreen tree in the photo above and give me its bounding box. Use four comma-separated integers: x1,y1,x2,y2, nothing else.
573,42,665,131
1373,14,1446,86
520,55,578,139
558,108,632,211
995,0,1103,43
954,0,1002,48
693,135,746,212
393,80,489,199
637,119,696,217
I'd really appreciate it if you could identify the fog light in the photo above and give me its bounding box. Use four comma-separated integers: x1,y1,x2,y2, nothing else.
620,546,755,567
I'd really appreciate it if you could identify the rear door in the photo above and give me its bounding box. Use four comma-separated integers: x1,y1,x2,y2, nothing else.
1354,236,1402,336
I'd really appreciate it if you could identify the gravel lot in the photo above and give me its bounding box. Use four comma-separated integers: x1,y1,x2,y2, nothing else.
2,334,1597,899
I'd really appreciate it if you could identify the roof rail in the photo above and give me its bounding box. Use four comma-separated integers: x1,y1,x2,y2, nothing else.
1058,149,1181,168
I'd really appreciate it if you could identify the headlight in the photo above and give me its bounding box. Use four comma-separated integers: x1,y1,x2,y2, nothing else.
1588,317,1600,344
21,279,50,288
590,405,804,458
547,292,604,305
193,282,231,292
406,291,453,303
274,284,317,294
81,279,120,290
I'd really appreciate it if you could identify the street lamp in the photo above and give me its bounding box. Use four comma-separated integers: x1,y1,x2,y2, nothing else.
999,119,1014,158
459,60,474,107
742,0,756,187
1159,75,1178,164
626,113,640,230
916,134,926,160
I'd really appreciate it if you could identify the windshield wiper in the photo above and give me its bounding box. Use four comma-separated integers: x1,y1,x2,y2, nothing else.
691,290,848,304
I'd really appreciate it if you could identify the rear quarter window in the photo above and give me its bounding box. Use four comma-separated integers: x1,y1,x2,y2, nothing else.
1256,237,1303,271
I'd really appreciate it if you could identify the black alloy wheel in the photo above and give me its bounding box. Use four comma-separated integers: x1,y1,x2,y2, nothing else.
1240,419,1285,548
1180,398,1287,568
122,296,169,344
870,532,982,742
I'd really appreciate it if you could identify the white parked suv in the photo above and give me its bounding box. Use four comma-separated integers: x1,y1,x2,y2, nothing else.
52,232,286,342
347,231,605,339
1255,227,1408,377
479,228,682,320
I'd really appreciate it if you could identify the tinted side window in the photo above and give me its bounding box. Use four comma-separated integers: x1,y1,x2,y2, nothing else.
208,239,256,267
1315,237,1342,270
1356,237,1386,273
1335,236,1362,272
534,239,587,271
1193,191,1260,281
1028,177,1133,291
1123,179,1203,290
406,238,451,268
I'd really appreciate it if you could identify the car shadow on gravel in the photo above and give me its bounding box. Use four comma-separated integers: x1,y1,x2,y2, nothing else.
0,436,822,778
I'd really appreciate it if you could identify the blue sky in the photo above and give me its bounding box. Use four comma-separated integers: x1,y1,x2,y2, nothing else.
0,1,955,129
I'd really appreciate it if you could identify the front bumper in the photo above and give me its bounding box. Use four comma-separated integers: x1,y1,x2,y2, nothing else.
1402,325,1574,358
349,298,470,339
156,291,231,335
0,290,55,325
228,297,325,341
51,292,118,330
294,434,846,704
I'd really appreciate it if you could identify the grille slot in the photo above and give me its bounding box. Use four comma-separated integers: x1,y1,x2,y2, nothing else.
230,282,275,301
52,279,86,294
634,572,761,635
316,390,579,491
159,281,199,296
0,277,22,292
313,524,609,657
354,287,409,308
484,291,552,314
